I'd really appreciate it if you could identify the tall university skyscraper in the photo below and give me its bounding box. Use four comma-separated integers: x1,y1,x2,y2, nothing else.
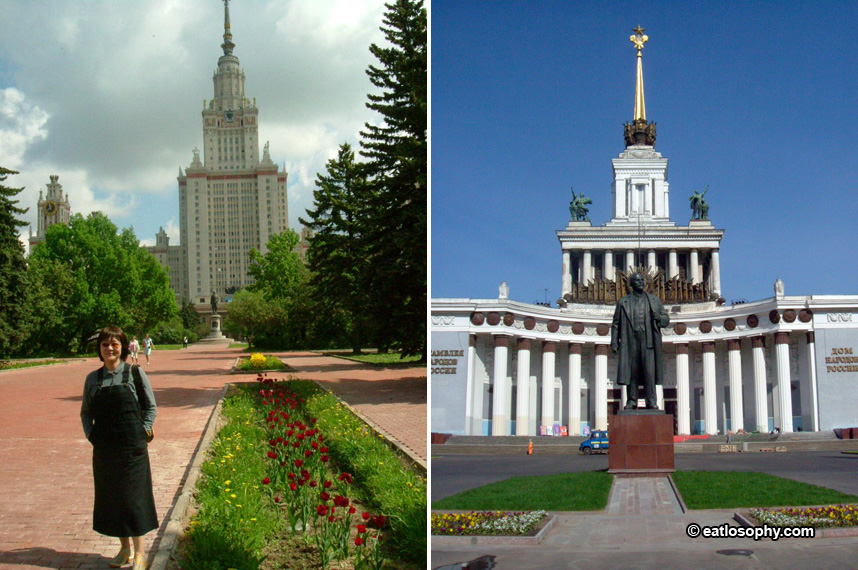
174,0,290,303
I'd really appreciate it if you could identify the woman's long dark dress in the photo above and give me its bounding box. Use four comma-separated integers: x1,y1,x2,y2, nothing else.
89,366,158,536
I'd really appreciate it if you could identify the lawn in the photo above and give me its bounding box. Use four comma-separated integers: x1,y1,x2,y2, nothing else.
432,472,613,511
671,471,858,510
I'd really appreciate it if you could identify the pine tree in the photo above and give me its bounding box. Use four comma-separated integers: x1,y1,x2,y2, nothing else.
300,143,372,354
0,167,31,357
360,0,427,358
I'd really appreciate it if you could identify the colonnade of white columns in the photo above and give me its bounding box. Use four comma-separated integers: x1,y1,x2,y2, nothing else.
469,330,814,436
561,247,722,296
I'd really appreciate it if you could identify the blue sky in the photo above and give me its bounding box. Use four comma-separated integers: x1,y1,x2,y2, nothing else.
430,1,858,305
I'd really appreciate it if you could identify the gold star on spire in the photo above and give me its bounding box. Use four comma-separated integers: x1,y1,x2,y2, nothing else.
630,26,648,52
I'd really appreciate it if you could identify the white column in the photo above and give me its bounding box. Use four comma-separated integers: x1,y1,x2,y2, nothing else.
690,249,699,284
582,250,592,284
466,335,480,435
727,339,744,432
702,342,718,434
775,332,794,433
806,331,820,432
568,343,582,435
675,344,691,434
625,250,635,274
668,249,678,279
541,342,557,429
561,250,572,295
594,344,609,430
656,385,664,410
752,336,768,432
711,249,722,298
647,249,656,272
603,249,614,281
491,335,510,436
515,338,532,436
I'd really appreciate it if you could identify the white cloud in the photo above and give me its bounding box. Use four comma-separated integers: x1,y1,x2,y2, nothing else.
0,88,49,168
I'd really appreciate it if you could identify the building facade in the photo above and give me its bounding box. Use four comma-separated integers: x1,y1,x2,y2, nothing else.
177,0,289,301
28,175,71,253
144,227,187,302
431,29,858,438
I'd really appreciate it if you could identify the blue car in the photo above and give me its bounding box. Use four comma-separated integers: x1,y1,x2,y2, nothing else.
579,430,609,454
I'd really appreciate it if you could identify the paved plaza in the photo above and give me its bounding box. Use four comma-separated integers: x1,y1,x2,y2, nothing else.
0,344,426,570
431,452,858,569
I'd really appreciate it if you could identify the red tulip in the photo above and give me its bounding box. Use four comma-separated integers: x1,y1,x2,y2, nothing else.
262,477,270,485
354,537,364,546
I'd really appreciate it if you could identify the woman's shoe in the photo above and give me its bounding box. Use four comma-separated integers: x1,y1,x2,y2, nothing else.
132,554,147,570
108,546,133,568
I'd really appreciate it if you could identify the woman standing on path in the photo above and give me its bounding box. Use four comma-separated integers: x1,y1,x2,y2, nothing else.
142,334,154,365
80,326,158,570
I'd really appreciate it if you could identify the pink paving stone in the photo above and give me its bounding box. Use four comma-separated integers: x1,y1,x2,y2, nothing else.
0,345,426,569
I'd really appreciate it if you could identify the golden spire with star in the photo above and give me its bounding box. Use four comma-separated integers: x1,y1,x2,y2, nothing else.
630,26,648,122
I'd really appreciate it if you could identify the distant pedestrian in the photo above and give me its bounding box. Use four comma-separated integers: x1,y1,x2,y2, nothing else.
142,334,154,365
81,326,157,570
128,337,140,365
182,336,188,349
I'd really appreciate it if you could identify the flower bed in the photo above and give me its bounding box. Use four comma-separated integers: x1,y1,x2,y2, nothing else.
751,504,858,528
178,378,424,570
236,353,288,372
431,510,548,536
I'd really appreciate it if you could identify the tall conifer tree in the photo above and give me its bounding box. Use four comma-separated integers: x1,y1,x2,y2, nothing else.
0,167,31,357
300,143,371,354
360,0,427,357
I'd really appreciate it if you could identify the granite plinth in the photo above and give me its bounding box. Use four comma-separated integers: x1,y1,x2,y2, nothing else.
608,413,675,474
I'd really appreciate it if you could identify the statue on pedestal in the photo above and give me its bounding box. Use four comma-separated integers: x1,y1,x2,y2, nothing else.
689,186,710,221
210,292,219,315
569,187,592,222
610,273,670,409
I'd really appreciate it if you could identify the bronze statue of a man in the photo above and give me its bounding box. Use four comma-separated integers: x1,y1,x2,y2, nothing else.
610,273,670,409
210,292,219,315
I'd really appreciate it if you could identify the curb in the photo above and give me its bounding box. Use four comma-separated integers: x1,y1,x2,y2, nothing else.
666,474,688,513
431,514,556,546
149,383,229,570
312,380,427,473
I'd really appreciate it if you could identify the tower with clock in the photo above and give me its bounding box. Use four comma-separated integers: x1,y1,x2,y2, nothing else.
29,174,71,253
176,0,290,304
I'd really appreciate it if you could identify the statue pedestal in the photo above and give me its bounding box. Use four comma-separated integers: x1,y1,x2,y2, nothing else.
205,314,225,340
608,412,674,474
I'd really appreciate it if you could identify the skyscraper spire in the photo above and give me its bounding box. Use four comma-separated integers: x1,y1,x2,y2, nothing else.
221,0,235,55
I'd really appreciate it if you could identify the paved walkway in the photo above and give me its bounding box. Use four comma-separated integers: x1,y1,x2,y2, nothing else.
0,344,426,570
606,476,683,516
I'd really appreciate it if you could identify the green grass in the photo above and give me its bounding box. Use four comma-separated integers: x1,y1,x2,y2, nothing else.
327,351,423,366
0,359,68,371
230,342,249,349
432,472,613,511
672,471,858,510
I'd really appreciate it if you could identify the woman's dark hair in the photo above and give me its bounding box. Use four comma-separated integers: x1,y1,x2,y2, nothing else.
96,326,130,361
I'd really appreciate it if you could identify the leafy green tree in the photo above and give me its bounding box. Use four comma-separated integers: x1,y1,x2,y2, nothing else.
0,167,31,357
360,0,427,358
223,288,289,349
28,212,177,352
247,230,309,301
300,143,372,354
